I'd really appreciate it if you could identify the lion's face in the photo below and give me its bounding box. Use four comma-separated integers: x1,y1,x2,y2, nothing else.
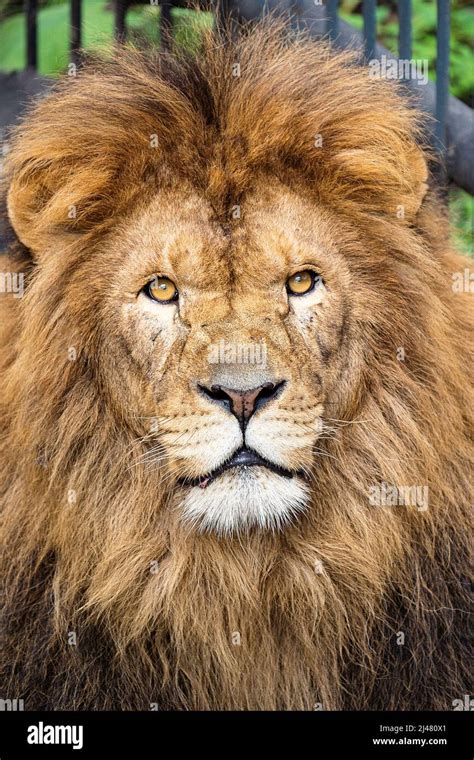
3,24,431,542
91,176,362,533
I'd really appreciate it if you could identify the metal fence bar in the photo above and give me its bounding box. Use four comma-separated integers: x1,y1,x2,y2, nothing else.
363,0,376,60
435,0,451,156
216,0,230,29
115,0,127,42
398,0,412,60
160,3,173,51
26,0,38,70
71,0,82,67
326,0,339,40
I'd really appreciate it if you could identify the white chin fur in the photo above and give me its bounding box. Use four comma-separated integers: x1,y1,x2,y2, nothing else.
179,467,310,535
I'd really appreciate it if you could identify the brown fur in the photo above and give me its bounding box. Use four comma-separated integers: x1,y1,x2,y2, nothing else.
0,19,472,710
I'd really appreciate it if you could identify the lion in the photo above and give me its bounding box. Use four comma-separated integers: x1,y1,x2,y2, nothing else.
0,20,472,711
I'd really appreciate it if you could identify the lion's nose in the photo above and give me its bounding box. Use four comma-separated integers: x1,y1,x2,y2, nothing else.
199,381,285,426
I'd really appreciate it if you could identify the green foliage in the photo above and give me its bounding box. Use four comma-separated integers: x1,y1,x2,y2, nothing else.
0,2,112,74
340,0,474,105
340,0,474,253
450,187,473,257
0,2,212,75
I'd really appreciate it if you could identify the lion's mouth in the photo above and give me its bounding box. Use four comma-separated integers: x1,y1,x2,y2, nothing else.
178,446,296,489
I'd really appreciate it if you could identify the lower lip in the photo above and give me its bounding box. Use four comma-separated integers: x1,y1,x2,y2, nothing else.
199,463,260,489
185,462,295,489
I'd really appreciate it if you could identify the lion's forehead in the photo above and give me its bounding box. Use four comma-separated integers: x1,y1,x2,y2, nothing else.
120,180,337,292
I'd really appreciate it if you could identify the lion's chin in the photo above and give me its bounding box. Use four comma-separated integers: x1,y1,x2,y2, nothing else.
178,466,310,535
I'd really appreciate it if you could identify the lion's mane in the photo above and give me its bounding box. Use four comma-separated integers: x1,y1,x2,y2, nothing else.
0,20,472,710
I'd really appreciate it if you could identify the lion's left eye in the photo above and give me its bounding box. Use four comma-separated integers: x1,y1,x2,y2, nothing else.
144,276,178,303
286,270,321,296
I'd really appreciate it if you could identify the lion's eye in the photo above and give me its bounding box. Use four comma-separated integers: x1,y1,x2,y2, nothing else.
286,270,320,296
144,276,178,303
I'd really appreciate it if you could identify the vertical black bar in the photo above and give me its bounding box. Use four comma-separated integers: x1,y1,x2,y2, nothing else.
216,0,229,31
363,0,376,60
326,0,339,40
398,0,412,60
26,0,38,70
435,0,450,161
115,0,127,42
289,0,302,33
71,0,82,67
160,2,173,51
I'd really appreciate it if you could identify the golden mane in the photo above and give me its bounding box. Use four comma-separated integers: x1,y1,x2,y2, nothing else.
0,19,472,710
5,18,429,246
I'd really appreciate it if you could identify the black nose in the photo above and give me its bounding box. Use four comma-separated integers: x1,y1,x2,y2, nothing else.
199,381,285,426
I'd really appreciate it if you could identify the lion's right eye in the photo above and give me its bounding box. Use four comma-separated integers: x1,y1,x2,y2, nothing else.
143,276,179,303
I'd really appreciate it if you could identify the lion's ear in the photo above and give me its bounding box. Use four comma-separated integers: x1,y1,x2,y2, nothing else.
6,155,116,256
403,145,429,219
6,178,43,253
7,171,86,255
